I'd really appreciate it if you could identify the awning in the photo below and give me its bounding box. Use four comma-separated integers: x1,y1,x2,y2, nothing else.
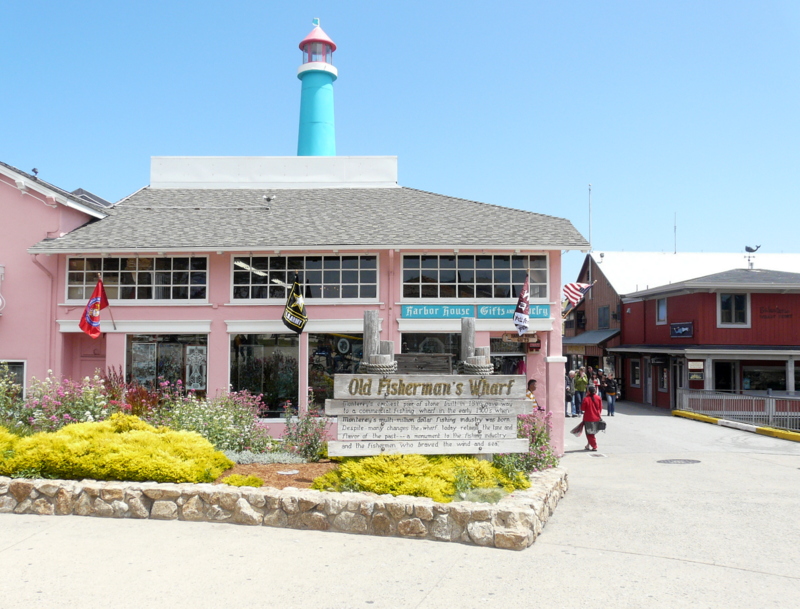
562,329,620,346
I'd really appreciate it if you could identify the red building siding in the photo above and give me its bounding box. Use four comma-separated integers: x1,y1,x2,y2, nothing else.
628,292,800,346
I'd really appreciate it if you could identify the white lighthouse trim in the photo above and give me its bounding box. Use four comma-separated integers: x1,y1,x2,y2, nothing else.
297,62,338,80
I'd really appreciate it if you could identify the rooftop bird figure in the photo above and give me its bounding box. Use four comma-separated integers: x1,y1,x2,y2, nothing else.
745,245,761,253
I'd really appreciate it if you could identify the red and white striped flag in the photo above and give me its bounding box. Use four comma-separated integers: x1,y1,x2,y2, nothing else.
563,282,591,307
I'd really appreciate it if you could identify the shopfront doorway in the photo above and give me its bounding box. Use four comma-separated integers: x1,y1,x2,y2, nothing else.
714,361,737,392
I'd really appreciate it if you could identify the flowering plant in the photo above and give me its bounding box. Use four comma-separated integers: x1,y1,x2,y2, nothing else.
493,410,559,476
282,401,330,462
7,372,113,433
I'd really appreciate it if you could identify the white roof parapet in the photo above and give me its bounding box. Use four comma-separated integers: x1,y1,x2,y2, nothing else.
150,156,399,189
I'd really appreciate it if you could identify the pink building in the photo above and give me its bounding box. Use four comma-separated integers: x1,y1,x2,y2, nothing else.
0,23,588,453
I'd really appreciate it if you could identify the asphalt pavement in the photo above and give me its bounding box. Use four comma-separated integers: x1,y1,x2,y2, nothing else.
2,400,799,609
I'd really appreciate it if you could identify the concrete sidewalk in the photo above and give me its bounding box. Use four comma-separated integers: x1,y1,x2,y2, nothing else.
2,400,799,608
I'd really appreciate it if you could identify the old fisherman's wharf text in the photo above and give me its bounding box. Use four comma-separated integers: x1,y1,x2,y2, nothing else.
347,377,517,398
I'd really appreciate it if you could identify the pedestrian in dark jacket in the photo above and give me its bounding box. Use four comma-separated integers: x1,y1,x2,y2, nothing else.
602,374,618,416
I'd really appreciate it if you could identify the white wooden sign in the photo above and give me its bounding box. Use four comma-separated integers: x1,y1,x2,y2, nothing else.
326,374,531,457
328,438,530,457
337,414,518,441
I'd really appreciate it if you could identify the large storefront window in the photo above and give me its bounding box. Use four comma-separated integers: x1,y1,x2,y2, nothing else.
401,333,461,356
742,366,786,391
230,334,298,417
126,335,208,392
489,338,526,375
68,257,207,301
232,255,377,300
308,333,364,406
402,254,547,300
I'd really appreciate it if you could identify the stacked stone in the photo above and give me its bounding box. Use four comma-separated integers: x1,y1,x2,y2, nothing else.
0,468,568,551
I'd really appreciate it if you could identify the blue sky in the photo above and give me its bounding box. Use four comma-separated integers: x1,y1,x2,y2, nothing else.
2,1,798,285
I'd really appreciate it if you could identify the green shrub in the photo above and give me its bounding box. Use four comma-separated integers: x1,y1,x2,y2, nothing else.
150,389,273,453
311,454,530,503
0,413,233,483
221,474,264,487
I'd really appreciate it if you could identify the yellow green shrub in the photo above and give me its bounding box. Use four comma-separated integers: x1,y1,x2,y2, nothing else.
222,474,264,487
0,414,233,483
0,426,17,454
311,454,530,503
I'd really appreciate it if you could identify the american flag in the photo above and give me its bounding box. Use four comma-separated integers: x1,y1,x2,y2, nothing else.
563,282,592,307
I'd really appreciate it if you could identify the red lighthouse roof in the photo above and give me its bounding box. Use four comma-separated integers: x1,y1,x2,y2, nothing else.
299,23,337,52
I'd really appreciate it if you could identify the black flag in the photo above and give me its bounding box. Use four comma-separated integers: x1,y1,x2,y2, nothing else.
282,274,308,334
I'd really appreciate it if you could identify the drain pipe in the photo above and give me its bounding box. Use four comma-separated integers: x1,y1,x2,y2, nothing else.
31,254,55,373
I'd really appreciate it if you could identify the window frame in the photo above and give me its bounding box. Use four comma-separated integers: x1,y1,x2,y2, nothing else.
0,360,26,398
717,292,751,328
230,254,380,303
630,359,641,387
66,256,209,304
400,253,549,303
598,305,610,330
656,298,667,325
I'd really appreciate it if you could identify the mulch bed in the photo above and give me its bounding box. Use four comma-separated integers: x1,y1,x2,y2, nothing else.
214,461,339,490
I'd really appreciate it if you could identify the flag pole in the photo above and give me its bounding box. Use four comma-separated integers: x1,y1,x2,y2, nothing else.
97,273,117,330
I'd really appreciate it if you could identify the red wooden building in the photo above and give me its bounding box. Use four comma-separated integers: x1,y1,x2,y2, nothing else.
614,268,800,409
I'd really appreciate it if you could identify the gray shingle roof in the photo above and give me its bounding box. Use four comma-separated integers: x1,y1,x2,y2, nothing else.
624,268,800,299
28,186,589,253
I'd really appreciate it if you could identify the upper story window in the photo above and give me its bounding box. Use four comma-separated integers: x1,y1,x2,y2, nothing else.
402,254,547,300
656,298,667,325
718,293,750,327
67,257,207,301
598,306,610,329
232,255,377,300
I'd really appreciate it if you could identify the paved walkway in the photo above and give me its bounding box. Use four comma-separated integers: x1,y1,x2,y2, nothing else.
2,401,799,608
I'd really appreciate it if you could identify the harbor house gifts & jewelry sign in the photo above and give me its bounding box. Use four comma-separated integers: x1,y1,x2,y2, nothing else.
325,374,531,457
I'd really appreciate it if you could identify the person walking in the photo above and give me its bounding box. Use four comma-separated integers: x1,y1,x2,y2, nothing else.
565,370,576,417
573,367,588,415
581,385,604,451
603,373,618,416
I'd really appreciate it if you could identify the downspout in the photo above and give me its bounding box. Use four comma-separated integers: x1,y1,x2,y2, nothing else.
31,254,55,373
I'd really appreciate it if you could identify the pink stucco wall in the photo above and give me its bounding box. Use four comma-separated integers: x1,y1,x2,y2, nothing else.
0,175,97,387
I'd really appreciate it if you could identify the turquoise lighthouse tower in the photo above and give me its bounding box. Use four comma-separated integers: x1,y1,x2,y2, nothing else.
297,19,338,156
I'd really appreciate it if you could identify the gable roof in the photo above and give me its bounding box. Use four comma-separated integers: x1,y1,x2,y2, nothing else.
28,186,589,254
0,160,109,218
624,268,800,299
583,252,800,296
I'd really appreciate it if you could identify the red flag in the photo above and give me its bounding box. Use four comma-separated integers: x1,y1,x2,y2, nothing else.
513,275,530,336
79,279,109,339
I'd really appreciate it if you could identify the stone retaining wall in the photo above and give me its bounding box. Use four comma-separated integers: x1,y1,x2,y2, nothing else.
0,468,567,551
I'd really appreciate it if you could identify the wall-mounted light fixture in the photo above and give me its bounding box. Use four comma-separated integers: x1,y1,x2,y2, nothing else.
0,264,6,314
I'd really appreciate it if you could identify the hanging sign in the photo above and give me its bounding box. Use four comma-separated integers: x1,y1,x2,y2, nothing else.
670,322,693,338
501,332,539,343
